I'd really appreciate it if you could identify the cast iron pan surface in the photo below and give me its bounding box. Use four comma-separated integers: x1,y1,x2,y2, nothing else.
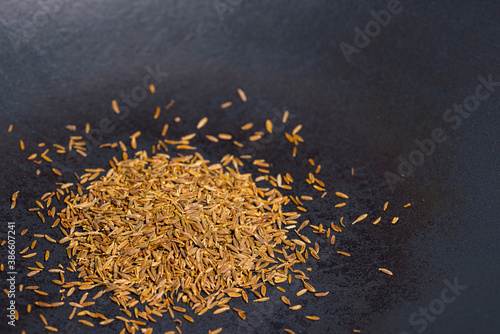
1,1,499,333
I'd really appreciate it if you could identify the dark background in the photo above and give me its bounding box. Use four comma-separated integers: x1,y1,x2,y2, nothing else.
1,0,499,333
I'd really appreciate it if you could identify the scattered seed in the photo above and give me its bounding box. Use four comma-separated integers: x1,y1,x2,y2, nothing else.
391,217,399,224
314,291,329,297
221,102,232,109
166,99,175,109
335,192,349,199
352,214,368,224
10,191,19,209
281,296,291,306
282,110,289,123
379,268,393,276
205,134,219,142
183,315,194,323
218,133,232,140
112,100,120,114
153,106,161,119
337,251,351,257
241,122,253,130
237,88,247,102
78,319,94,327
296,289,307,296
197,117,208,129
292,124,302,135
265,120,273,133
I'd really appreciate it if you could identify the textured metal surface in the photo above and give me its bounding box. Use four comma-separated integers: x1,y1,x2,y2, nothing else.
0,1,499,333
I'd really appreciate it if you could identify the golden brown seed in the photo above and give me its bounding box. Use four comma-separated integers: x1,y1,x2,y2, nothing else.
213,307,230,315
266,120,273,133
10,191,19,209
197,117,208,129
289,305,302,311
292,124,302,135
306,316,320,320
149,83,155,94
282,110,289,123
20,140,25,150
337,251,351,257
205,134,219,142
314,291,329,297
372,217,381,225
296,289,308,296
161,124,169,136
154,106,161,119
45,326,58,332
221,102,232,108
209,328,223,334
172,306,186,313
352,214,368,224
303,281,316,292
241,122,253,130
111,100,120,114
166,99,175,109
237,88,247,102
383,201,389,211
379,268,393,276
335,192,349,199
183,315,194,322
404,203,412,208
284,329,295,334
281,296,291,306
78,319,94,327
218,133,232,140
391,217,399,224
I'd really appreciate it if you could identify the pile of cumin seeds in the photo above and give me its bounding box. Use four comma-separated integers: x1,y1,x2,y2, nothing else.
13,86,409,333
59,150,302,315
